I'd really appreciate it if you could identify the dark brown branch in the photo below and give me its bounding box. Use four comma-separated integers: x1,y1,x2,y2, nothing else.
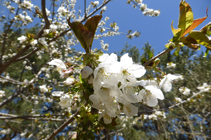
0,92,20,108
15,48,40,62
35,0,50,39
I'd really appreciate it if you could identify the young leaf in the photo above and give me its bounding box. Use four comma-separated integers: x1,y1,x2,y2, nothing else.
178,1,194,35
84,15,102,49
200,21,211,36
187,31,211,49
204,48,209,57
182,7,208,37
171,21,181,35
67,21,91,53
181,36,199,50
67,15,102,53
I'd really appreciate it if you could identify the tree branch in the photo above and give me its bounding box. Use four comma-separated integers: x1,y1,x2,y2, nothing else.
49,0,112,43
84,0,87,19
169,91,203,109
35,0,50,39
0,116,65,122
143,47,173,67
46,102,87,140
0,92,20,108
14,48,40,62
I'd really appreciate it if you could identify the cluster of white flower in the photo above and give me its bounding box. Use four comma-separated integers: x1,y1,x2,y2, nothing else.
7,5,15,13
39,85,48,93
142,111,166,121
48,59,73,78
57,6,68,16
91,1,100,8
87,53,184,124
0,128,10,134
52,91,79,110
197,83,211,92
15,14,33,25
100,40,109,51
0,90,5,98
179,87,191,96
167,62,176,69
16,0,34,10
127,0,160,17
17,35,27,44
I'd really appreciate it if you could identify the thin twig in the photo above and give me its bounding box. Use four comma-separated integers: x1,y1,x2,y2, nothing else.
0,92,20,108
46,104,85,140
0,116,64,122
143,47,173,67
169,91,203,109
0,0,21,62
84,0,87,19
15,48,40,62
49,0,112,43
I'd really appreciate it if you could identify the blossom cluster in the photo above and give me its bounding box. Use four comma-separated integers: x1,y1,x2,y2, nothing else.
89,53,183,124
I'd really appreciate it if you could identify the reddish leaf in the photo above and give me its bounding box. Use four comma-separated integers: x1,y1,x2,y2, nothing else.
178,1,194,34
67,15,102,53
182,7,208,37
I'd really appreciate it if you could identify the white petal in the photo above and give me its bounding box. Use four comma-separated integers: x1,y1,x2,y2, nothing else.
48,59,66,70
98,54,109,62
120,53,133,68
137,89,145,102
145,85,164,100
122,86,138,103
107,53,117,62
52,91,64,96
129,64,146,78
89,94,100,106
123,103,138,117
103,113,112,124
146,96,158,107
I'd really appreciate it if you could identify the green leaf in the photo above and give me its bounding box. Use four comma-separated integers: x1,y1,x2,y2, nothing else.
171,30,182,42
178,1,194,35
182,7,208,37
181,36,199,50
174,46,180,56
204,49,209,57
187,31,211,50
141,57,147,64
200,21,211,36
171,21,181,35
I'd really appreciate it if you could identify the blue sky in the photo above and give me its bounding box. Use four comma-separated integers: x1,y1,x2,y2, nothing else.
88,0,211,55
4,0,211,56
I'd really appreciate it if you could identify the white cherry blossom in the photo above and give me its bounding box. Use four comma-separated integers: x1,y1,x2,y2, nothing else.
48,59,73,78
39,85,48,93
159,74,183,92
59,94,72,108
